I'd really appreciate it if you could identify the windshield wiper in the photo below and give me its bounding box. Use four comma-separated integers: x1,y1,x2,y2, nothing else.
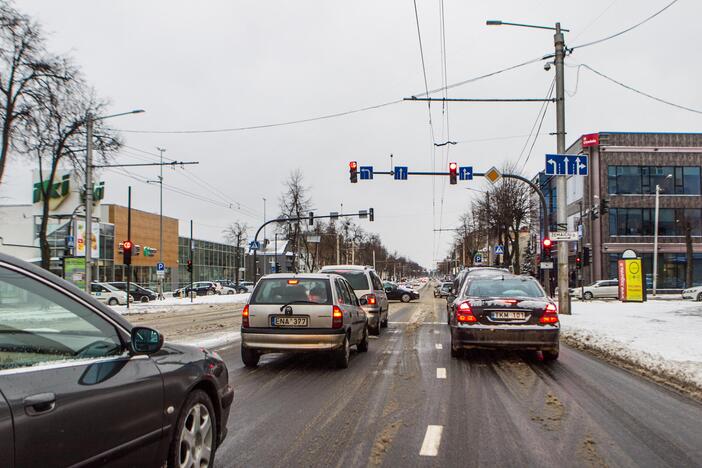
279,300,321,311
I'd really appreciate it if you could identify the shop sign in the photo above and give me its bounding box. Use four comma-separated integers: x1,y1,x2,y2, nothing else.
618,258,644,302
581,133,600,147
64,257,86,289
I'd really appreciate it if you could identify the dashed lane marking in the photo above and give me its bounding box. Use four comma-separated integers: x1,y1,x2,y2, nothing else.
419,425,443,456
436,368,447,379
435,344,443,350
388,321,447,325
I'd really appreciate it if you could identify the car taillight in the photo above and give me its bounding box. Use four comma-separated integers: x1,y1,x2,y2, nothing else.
540,303,559,324
242,305,250,328
361,294,376,306
332,306,343,329
456,301,477,323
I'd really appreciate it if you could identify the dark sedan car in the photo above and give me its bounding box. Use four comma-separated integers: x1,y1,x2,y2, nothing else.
448,274,559,361
108,281,157,303
0,253,233,467
383,282,420,302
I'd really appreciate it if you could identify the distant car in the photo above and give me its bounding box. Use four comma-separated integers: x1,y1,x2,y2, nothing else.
90,282,131,306
236,281,255,293
435,281,453,298
240,273,369,368
383,281,419,302
682,285,702,301
174,281,219,297
449,274,559,360
570,279,619,300
0,253,233,467
216,280,249,294
108,282,157,303
318,265,389,335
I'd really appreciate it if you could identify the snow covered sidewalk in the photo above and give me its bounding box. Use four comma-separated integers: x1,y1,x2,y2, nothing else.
561,300,702,397
112,292,251,315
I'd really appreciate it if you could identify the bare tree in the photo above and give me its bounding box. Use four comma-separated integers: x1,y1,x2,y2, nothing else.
278,169,311,272
0,2,64,185
19,63,120,269
223,221,249,285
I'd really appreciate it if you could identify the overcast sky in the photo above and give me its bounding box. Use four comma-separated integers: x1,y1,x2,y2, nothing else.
5,0,701,268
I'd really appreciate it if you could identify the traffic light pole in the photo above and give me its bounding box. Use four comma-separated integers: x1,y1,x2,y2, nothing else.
190,220,194,303
126,186,132,310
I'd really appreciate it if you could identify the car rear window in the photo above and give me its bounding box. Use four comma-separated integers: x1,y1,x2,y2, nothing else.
251,278,333,305
323,271,369,290
466,278,544,298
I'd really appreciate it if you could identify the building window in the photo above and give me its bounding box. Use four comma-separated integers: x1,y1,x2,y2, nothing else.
610,208,702,236
608,165,701,195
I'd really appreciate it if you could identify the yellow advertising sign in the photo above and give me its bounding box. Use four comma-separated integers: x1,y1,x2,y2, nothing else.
618,258,643,302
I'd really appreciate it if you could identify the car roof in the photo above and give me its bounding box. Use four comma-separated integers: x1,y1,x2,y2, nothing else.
319,265,374,272
261,273,338,280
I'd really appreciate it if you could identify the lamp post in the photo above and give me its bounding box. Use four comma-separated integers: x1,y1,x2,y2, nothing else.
487,19,570,312
652,174,673,296
84,109,144,293
156,146,166,300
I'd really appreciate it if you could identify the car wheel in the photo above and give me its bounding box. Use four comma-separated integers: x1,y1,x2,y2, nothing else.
168,390,217,468
583,291,594,300
542,346,559,362
335,334,350,369
401,293,411,303
450,336,461,359
370,323,381,336
381,314,388,328
357,326,369,352
140,296,149,303
107,298,118,306
241,346,260,368
697,292,702,302
207,289,215,296
227,290,234,295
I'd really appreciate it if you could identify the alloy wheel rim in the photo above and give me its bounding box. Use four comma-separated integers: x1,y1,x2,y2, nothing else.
178,403,213,468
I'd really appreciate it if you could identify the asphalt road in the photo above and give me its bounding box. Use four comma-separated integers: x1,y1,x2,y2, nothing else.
213,288,702,468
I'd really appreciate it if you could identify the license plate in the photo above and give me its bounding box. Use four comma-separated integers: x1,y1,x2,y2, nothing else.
271,315,309,327
492,311,526,320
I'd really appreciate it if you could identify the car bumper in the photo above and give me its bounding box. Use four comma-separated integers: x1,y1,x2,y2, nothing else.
682,292,696,299
241,328,346,352
361,306,382,328
451,324,559,350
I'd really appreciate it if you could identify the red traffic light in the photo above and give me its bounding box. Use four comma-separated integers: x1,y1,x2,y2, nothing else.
349,161,358,170
448,162,457,172
123,240,132,250
542,238,552,248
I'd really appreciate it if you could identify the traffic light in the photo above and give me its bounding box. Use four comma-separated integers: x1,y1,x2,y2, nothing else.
542,238,553,258
309,211,314,225
600,198,610,214
349,161,358,183
122,240,133,265
583,247,591,266
275,262,281,273
369,207,374,222
449,162,458,185
575,256,582,269
186,259,192,272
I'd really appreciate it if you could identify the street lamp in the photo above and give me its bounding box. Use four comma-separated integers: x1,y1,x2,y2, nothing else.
486,19,570,312
84,109,145,293
652,173,673,296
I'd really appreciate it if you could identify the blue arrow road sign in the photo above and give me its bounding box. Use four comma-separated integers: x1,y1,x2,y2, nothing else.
545,154,588,176
360,166,373,180
495,245,504,255
459,166,473,181
394,166,408,180
156,262,165,271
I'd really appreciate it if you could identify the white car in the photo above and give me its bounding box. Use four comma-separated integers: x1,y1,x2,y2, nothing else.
682,286,702,301
91,282,131,306
570,279,619,300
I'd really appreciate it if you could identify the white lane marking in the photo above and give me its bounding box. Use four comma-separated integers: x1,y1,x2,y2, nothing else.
419,425,443,456
433,330,440,335
436,368,447,379
435,344,443,350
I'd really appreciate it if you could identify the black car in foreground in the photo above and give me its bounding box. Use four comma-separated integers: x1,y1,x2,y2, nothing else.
449,274,559,360
383,281,420,302
0,253,233,467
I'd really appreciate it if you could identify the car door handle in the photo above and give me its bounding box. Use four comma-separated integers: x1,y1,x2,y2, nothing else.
24,392,56,416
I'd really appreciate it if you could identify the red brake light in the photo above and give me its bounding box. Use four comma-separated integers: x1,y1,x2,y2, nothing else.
242,304,250,328
332,305,343,329
362,294,376,306
540,303,559,324
456,301,477,323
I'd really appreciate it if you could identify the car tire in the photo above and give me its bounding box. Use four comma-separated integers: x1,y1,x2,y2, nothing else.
207,289,215,296
370,323,381,336
401,293,411,303
357,326,369,352
140,296,149,303
107,298,118,306
697,292,702,302
450,337,461,359
381,311,388,327
168,389,217,468
241,346,260,368
542,346,559,362
335,334,350,369
583,291,594,300
227,290,234,295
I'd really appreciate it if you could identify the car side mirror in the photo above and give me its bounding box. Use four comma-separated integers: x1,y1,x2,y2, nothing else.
130,327,163,355
359,297,368,306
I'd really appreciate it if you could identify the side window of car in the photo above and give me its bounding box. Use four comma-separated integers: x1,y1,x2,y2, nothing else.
334,280,347,304
342,280,359,306
0,266,125,371
371,273,383,291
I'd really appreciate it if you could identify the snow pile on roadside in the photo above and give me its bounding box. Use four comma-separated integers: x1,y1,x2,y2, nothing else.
173,331,242,349
561,300,702,392
113,293,250,315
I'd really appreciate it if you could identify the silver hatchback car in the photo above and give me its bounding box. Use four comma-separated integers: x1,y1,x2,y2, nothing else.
240,273,369,369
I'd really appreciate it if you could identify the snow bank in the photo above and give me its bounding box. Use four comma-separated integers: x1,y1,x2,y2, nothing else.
173,331,242,349
113,293,250,315
561,300,702,393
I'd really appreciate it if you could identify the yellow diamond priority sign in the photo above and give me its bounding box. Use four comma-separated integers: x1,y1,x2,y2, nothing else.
484,166,502,184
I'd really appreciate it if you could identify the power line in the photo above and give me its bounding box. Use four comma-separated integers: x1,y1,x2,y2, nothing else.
520,84,554,173
572,0,619,41
579,63,702,115
516,78,555,169
571,0,679,51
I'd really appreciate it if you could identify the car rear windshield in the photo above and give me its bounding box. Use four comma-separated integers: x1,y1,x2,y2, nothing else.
466,278,544,298
251,278,333,305
323,271,369,290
